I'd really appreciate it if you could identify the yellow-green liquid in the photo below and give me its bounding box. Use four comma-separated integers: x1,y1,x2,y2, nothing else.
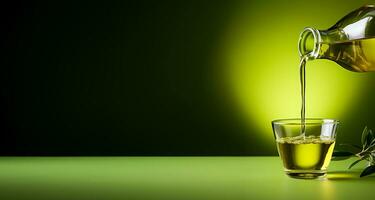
277,136,335,171
320,37,375,72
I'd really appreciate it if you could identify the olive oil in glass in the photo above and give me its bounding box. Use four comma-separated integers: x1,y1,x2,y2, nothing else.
276,136,335,177
272,119,339,179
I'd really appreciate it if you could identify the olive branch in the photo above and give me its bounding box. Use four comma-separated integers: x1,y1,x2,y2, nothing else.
332,126,375,177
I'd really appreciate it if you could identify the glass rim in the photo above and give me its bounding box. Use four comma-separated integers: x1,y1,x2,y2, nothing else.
272,118,340,125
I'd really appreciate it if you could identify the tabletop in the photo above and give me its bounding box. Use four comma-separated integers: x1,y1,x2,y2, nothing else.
0,157,373,200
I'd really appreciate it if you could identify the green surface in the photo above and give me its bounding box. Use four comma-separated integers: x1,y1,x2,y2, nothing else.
0,157,373,200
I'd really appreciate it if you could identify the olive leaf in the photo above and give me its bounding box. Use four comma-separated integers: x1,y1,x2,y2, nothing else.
348,158,364,169
331,157,351,161
331,151,354,161
361,126,368,148
341,126,375,177
332,151,355,157
360,165,375,177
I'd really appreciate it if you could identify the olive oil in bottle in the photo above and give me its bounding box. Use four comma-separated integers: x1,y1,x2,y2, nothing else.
298,5,375,72
320,37,375,72
297,5,375,135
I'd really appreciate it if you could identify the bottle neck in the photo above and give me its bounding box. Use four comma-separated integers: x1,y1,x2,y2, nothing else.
298,27,322,59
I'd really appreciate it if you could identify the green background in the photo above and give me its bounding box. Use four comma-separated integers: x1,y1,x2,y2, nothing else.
2,0,375,155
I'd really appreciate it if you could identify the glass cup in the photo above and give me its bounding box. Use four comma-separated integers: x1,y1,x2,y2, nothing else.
272,118,339,179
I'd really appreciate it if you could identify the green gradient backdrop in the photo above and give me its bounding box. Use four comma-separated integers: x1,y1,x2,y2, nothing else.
2,0,375,155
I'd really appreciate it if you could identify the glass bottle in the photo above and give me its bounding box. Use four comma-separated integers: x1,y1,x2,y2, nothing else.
298,5,375,72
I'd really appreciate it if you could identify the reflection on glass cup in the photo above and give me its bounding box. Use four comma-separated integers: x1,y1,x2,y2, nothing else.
272,119,339,179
